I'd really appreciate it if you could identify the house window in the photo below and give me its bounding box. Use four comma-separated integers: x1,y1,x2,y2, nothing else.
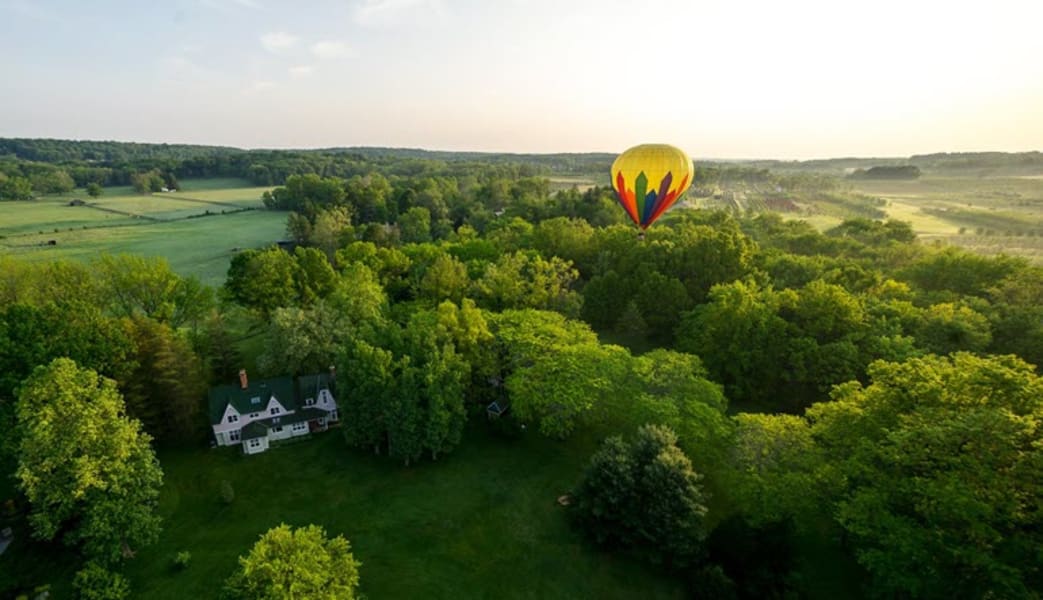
228,429,241,442
250,413,259,419
272,426,282,434
249,439,260,448
270,406,280,415
305,397,315,406
227,414,239,423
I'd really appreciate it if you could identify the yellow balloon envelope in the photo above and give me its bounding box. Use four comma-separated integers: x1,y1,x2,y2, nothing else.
611,144,693,229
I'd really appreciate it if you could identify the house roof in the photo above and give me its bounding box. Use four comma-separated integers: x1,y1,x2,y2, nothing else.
487,400,510,415
297,372,333,400
234,408,335,441
208,376,297,425
241,421,269,441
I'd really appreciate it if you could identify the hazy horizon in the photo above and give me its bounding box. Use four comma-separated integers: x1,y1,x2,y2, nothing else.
2,0,1042,160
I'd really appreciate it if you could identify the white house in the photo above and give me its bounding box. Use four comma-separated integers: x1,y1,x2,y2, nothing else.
209,370,340,455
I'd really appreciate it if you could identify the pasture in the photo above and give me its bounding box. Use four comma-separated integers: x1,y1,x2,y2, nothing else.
743,173,1043,262
849,175,1043,262
0,179,284,286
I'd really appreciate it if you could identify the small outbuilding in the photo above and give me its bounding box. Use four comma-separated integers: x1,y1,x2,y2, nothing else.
486,400,510,419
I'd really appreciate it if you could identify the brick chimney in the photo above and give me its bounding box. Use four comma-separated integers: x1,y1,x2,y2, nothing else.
239,369,248,390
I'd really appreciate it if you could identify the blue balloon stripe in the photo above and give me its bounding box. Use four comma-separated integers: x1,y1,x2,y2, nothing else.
642,190,658,225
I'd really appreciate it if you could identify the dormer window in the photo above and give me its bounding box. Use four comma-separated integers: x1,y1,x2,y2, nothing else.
250,396,261,405
227,414,239,423
270,406,280,415
305,397,315,406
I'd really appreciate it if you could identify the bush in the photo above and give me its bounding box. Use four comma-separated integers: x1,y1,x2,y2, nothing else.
688,565,736,600
173,551,191,570
220,480,235,505
73,562,130,600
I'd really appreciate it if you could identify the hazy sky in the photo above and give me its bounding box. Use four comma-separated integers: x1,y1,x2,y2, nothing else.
1,0,1041,158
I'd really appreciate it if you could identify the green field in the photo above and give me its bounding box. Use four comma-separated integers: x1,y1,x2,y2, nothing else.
0,179,284,286
849,175,1043,262
749,174,1043,262
2,427,685,599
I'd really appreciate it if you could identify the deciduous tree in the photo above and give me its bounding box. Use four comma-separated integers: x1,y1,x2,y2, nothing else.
223,524,361,600
16,358,163,563
808,353,1043,598
572,425,709,566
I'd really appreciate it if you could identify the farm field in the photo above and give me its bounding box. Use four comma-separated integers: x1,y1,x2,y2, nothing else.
849,175,1043,262
1,426,686,599
547,175,599,193
0,179,283,286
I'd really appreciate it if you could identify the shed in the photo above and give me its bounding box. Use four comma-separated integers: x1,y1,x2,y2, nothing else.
486,400,510,419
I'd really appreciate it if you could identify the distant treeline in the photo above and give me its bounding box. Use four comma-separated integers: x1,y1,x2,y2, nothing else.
0,137,810,202
849,165,922,180
910,151,1043,171
745,151,1043,174
0,138,624,202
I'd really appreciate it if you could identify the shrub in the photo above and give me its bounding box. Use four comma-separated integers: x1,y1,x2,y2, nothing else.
173,551,191,570
73,562,130,600
220,480,235,504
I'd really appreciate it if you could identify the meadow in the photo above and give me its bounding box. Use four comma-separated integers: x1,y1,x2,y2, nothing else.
848,175,1043,261
2,426,687,599
0,179,284,286
691,172,1043,263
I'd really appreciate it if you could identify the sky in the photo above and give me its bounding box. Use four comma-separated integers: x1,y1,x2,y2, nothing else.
1,0,1042,159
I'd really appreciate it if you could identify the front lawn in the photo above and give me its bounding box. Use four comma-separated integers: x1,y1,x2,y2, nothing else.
124,425,683,599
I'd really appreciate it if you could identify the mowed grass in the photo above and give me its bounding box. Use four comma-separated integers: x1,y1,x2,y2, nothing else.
1,210,285,286
119,427,683,599
88,195,231,220
0,199,136,236
0,179,282,285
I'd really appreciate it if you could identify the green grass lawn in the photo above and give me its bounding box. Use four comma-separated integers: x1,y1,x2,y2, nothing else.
1,179,285,286
848,175,1043,262
89,195,229,220
117,426,683,599
0,420,864,599
0,199,137,236
161,182,273,208
2,210,286,286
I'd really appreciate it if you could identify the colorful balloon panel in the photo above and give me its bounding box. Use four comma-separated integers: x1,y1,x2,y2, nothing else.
611,144,693,229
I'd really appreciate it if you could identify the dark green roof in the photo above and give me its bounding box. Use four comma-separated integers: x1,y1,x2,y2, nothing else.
266,408,331,427
208,376,297,425
232,409,333,440
297,373,333,401
241,421,269,441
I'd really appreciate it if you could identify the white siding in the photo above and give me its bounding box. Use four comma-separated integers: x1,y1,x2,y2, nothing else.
268,425,293,441
212,392,298,443
216,428,243,446
265,395,289,417
244,437,269,454
317,389,339,422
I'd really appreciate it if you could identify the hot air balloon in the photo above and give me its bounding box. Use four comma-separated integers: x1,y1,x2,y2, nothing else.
611,144,693,230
